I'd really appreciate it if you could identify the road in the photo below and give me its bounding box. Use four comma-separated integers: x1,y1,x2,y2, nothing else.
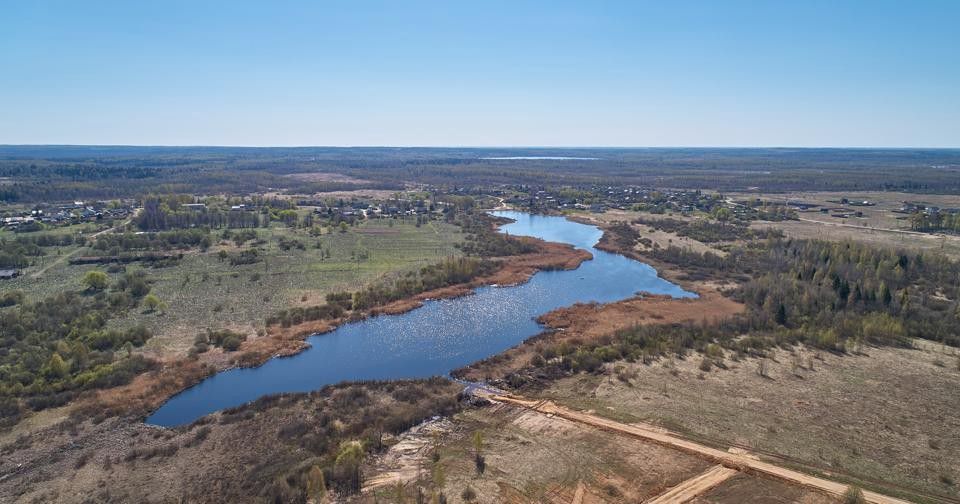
796,217,938,237
29,211,138,279
491,394,915,504
646,465,737,504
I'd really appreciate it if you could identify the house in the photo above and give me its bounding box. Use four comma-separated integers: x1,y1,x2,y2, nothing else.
0,269,19,280
183,203,207,211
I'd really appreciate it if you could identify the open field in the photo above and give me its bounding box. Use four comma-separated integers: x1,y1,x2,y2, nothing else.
5,190,960,503
2,217,463,360
364,399,839,504
731,191,960,258
729,191,960,232
756,219,960,259
488,395,910,504
446,208,960,503
537,343,960,502
572,198,960,259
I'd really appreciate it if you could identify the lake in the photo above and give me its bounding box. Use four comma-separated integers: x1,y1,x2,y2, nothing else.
146,211,694,426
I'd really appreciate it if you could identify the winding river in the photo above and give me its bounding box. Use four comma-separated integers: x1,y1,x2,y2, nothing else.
147,211,695,427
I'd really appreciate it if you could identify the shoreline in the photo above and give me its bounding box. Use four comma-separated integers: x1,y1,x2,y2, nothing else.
82,235,593,425
453,215,744,382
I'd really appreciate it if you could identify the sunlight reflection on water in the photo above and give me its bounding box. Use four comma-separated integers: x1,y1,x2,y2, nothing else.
147,211,694,426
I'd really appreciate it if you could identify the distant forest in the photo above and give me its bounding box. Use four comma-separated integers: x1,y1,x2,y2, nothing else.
1,146,960,202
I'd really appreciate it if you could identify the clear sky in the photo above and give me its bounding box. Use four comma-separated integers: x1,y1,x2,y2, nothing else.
1,1,958,147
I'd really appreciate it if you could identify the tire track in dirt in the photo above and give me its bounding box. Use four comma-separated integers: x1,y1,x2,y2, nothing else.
491,395,914,504
645,465,737,503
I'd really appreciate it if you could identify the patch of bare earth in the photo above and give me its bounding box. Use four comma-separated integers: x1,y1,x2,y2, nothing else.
427,403,714,503
541,343,960,501
284,172,371,184
691,473,835,504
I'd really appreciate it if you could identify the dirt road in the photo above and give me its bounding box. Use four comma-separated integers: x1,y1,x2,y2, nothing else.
646,465,737,504
797,217,943,237
491,395,913,504
29,211,138,279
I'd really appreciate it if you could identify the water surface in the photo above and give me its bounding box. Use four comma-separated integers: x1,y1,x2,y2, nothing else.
147,211,693,426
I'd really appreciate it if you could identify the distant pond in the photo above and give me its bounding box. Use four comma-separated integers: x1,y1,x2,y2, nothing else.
146,211,694,427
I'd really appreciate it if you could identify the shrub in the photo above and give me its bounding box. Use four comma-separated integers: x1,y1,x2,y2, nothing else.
221,335,243,351
0,290,24,307
82,270,109,291
698,357,713,372
842,486,866,504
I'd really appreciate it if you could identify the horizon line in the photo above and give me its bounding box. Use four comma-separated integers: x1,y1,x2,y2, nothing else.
1,144,959,150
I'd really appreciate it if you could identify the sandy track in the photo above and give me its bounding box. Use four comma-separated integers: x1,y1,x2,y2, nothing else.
29,213,136,278
796,217,935,236
491,395,913,504
646,465,737,503
571,481,586,504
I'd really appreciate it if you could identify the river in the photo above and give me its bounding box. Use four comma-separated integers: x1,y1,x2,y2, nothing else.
146,211,694,426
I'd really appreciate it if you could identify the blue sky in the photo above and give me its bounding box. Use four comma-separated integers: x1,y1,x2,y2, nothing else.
1,1,957,147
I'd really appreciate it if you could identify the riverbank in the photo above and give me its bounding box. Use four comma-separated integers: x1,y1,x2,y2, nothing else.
443,213,960,503
82,235,592,422
452,215,744,383
452,289,744,382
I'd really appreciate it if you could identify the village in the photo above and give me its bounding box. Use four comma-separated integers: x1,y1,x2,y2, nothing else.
0,200,136,231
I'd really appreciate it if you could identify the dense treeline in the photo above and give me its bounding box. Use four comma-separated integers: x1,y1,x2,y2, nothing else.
9,233,80,247
634,217,784,243
6,147,959,203
534,235,960,376
93,229,212,252
0,291,157,426
268,256,496,327
351,256,497,310
0,234,86,268
454,212,538,257
909,211,960,233
0,239,43,268
136,197,268,230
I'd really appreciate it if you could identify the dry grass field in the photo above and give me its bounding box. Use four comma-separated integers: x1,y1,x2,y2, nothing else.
538,342,960,502
2,217,464,360
732,191,960,258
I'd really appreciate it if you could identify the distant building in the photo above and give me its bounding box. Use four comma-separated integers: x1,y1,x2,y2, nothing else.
0,269,19,280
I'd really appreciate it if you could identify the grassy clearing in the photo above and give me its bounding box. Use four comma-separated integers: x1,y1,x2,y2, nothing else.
1,217,464,358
